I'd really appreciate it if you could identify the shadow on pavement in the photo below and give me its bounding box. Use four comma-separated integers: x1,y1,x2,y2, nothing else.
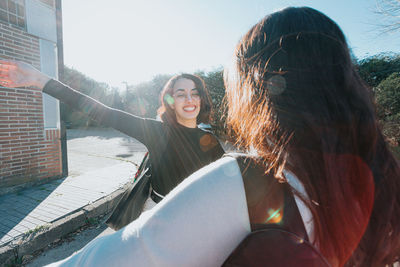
0,179,64,247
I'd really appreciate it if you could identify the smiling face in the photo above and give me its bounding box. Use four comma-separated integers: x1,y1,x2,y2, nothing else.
170,78,201,128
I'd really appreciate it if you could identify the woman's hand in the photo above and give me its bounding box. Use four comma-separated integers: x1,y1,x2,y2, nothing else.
0,59,50,90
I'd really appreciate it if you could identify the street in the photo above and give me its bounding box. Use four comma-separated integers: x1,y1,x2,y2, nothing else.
66,128,147,177
26,217,115,266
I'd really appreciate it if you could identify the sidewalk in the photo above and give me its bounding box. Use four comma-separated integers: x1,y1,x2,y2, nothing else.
0,161,138,265
0,127,237,265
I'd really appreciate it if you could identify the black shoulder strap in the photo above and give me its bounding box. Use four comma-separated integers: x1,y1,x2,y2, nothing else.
223,152,309,241
134,152,150,181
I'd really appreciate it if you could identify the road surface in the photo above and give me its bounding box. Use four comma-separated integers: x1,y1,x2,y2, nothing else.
25,127,235,266
25,128,146,266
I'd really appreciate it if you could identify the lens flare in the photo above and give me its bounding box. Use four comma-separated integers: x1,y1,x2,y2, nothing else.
265,207,283,224
164,94,174,105
199,134,218,152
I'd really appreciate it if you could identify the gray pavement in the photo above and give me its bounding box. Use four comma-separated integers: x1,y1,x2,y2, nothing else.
66,128,147,177
0,128,147,266
0,127,235,266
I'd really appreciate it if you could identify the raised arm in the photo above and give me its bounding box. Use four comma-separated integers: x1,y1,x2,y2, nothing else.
0,60,155,144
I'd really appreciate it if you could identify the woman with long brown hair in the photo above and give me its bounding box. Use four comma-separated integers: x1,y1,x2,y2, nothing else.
1,6,399,267
0,64,225,211
224,6,400,266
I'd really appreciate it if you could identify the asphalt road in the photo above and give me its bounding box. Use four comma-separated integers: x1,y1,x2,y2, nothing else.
66,128,147,177
26,217,115,267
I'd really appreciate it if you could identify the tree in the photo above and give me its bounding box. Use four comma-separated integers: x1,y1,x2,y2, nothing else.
374,72,400,146
108,87,125,110
195,68,228,136
61,66,121,128
376,0,400,33
124,74,172,118
374,72,400,119
357,53,400,87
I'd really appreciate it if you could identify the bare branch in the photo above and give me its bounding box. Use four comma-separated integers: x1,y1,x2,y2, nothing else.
375,0,400,32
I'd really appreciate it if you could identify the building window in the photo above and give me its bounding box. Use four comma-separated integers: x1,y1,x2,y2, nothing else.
0,0,26,29
39,0,54,8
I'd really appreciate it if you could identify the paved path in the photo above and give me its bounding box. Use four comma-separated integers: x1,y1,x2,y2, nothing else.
66,128,147,176
0,127,235,265
0,128,147,264
0,162,133,246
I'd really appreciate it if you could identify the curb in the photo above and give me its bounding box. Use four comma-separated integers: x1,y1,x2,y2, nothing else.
0,185,128,266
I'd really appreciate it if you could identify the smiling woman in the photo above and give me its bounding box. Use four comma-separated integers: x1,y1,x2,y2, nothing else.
158,74,212,128
0,60,225,214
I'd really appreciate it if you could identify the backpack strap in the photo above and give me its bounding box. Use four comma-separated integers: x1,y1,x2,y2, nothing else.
224,152,309,241
134,152,150,181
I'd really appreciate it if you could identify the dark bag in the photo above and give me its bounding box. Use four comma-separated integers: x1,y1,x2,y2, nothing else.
222,228,330,267
106,152,151,230
222,154,331,267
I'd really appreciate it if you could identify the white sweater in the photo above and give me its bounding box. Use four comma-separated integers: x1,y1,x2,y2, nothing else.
47,156,312,267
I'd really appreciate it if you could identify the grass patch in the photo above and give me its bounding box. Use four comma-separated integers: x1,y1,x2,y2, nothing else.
39,187,51,191
85,217,100,226
24,225,49,236
5,256,22,267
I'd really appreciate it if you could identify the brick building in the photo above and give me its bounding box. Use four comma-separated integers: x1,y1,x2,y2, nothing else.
0,0,66,195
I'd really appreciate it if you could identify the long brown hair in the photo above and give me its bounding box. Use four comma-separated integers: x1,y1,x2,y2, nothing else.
225,7,400,266
157,73,212,125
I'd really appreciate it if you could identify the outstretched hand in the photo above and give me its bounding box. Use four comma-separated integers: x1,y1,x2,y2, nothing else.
0,59,50,90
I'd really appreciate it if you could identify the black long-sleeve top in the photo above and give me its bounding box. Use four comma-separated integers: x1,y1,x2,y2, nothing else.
43,79,225,197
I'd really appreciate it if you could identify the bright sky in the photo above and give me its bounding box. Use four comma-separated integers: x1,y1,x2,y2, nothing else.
62,0,399,89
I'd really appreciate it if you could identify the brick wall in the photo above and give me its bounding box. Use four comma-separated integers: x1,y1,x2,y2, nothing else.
0,23,62,194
